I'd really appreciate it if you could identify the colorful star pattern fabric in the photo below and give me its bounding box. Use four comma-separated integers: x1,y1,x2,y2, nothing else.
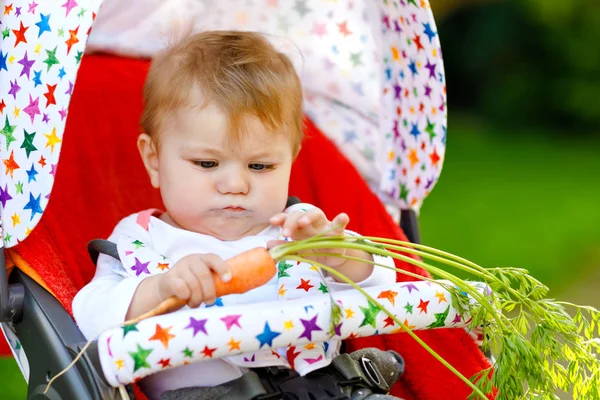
0,0,102,247
274,220,334,373
85,0,446,210
378,0,447,210
0,323,29,382
98,279,488,387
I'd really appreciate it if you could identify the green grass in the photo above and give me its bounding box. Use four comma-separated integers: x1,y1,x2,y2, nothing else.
1,121,598,396
0,357,27,399
420,119,600,296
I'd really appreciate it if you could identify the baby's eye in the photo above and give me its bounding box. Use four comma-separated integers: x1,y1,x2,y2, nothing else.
248,163,274,171
195,160,218,169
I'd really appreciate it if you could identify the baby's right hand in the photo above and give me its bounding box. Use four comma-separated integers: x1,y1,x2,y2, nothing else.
157,254,231,308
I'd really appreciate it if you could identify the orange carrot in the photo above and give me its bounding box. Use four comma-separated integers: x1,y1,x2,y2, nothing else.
125,247,276,325
213,247,276,297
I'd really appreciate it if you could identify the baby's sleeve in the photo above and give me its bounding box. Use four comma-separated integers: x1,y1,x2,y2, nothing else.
72,213,170,340
72,253,148,339
325,230,397,291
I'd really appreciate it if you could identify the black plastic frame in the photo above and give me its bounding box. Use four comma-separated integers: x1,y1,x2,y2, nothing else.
3,267,121,399
400,209,421,244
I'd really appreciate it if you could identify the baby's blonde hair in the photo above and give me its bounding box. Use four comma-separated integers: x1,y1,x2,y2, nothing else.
140,30,304,155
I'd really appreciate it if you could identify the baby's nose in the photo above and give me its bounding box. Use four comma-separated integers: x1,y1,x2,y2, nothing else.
217,170,249,195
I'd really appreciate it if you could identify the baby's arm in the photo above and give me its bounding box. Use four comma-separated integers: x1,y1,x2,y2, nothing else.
72,215,170,338
73,214,231,338
73,253,231,339
73,254,148,339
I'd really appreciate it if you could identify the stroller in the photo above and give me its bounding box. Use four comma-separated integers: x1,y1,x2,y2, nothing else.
0,1,491,399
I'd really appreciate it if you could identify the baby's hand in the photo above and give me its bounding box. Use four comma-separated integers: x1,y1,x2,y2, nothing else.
269,208,350,267
157,254,231,308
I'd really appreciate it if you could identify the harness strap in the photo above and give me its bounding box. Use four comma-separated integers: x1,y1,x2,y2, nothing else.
332,354,375,388
285,196,301,208
87,239,120,265
332,352,399,394
160,371,268,400
219,371,268,400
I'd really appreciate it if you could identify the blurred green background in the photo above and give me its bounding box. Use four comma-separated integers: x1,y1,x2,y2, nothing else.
420,0,600,304
1,0,598,398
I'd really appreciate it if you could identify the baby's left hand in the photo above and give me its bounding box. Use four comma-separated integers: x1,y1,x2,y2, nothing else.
269,208,350,267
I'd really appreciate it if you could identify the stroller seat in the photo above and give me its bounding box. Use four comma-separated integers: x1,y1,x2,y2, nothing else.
0,1,491,398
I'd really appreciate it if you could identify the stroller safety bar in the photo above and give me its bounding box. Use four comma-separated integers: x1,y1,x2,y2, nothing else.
98,280,488,387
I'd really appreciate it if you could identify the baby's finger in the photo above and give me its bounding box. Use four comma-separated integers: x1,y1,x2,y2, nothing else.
169,277,191,302
281,211,304,237
298,208,327,229
202,253,231,283
330,213,350,233
180,266,204,308
269,213,287,227
190,262,214,306
178,264,200,296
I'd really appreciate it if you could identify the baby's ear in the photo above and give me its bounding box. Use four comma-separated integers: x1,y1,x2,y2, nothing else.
137,133,160,188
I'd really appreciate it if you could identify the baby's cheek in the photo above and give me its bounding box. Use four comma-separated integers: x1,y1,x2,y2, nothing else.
265,177,289,204
164,183,204,216
262,195,287,219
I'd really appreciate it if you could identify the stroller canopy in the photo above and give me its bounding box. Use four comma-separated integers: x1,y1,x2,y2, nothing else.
0,0,447,247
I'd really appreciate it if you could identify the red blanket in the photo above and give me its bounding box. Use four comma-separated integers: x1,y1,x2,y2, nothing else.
9,55,491,399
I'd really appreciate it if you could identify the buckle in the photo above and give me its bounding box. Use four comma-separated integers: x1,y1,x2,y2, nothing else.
264,366,283,376
255,366,350,400
360,357,391,393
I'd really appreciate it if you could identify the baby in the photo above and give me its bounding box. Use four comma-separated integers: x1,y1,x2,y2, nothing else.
73,31,395,399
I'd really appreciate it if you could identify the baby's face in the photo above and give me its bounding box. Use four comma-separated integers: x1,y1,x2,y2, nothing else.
148,103,294,240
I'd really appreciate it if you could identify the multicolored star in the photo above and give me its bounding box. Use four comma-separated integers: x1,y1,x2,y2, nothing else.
220,314,242,331
61,0,79,17
1,116,17,149
256,322,281,348
299,316,322,341
23,192,42,221
185,317,208,337
277,261,293,278
44,127,62,152
121,323,139,338
17,52,35,78
201,345,217,358
417,299,430,314
296,278,314,292
35,13,51,37
148,324,175,349
12,21,29,47
359,301,381,328
130,258,150,276
377,290,399,306
227,338,241,352
427,306,450,329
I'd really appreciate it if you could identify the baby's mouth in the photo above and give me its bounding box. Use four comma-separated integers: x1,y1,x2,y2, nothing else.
222,206,247,212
